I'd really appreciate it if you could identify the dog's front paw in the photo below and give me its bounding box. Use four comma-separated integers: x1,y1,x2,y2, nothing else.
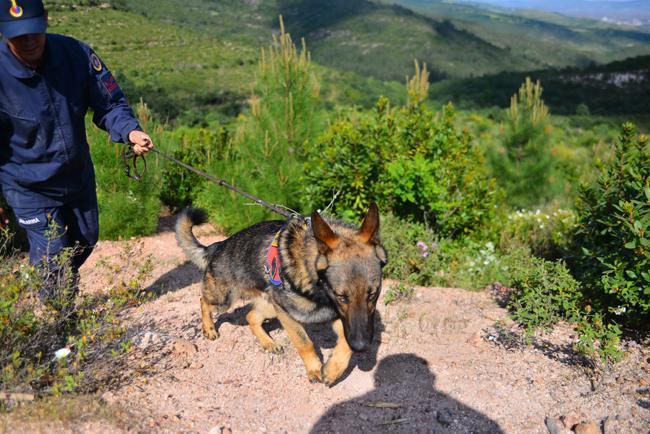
202,328,219,340
306,365,323,384
262,341,284,354
322,358,347,387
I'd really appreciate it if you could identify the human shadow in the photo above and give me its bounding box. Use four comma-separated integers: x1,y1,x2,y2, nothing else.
310,353,504,434
145,261,202,296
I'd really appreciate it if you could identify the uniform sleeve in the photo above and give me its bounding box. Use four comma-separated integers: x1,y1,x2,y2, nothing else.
82,44,141,144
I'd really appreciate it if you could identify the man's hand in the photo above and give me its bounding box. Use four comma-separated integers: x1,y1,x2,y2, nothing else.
128,130,154,156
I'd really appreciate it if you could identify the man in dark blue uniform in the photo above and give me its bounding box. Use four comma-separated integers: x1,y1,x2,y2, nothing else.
0,0,154,298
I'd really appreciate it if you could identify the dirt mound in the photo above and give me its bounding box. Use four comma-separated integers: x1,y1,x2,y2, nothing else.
4,224,649,433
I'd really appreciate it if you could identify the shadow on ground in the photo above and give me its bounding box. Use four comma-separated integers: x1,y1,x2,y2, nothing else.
310,353,505,433
145,261,202,297
209,305,385,383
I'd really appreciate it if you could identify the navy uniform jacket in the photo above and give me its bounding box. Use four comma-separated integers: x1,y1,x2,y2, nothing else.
0,33,140,208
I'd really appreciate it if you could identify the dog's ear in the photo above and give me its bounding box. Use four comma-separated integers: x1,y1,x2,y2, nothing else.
311,211,340,253
358,202,380,244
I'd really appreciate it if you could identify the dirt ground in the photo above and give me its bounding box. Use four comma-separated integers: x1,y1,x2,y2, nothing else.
3,219,650,434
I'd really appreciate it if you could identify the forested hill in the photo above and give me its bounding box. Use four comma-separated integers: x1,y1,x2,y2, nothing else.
95,0,650,82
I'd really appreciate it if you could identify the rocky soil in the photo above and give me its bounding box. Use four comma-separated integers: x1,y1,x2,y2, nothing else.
3,219,649,433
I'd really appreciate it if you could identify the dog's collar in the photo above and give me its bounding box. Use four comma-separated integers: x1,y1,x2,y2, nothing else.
265,228,284,286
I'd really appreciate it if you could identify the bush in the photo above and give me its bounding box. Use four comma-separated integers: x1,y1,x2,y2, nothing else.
159,125,232,211
488,78,558,209
304,96,499,238
0,229,153,403
500,207,576,259
195,18,324,232
571,123,650,327
91,100,162,240
506,253,581,332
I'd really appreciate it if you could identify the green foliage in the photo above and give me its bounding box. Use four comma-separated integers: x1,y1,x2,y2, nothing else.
488,78,558,209
571,123,650,327
506,253,581,332
89,115,161,240
159,126,232,211
0,230,153,402
500,208,576,259
195,19,324,232
383,283,415,306
305,96,498,237
575,313,624,364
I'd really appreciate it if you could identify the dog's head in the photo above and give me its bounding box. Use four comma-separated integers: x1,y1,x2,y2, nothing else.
312,203,387,352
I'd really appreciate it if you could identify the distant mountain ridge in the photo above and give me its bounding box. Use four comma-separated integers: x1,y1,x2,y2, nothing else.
455,0,650,23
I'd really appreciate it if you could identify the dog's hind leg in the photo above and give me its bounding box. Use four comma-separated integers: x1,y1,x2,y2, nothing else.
322,319,353,386
200,273,232,340
246,297,283,354
275,305,323,383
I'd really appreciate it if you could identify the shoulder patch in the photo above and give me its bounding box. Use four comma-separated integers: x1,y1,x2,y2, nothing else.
90,53,103,72
99,70,122,99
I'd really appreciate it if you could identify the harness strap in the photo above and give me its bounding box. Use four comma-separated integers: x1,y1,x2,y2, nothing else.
266,229,284,286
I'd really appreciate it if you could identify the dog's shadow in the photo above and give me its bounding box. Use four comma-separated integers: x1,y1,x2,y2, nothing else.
212,306,383,385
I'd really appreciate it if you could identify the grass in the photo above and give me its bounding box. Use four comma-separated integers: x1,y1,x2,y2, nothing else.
48,8,257,122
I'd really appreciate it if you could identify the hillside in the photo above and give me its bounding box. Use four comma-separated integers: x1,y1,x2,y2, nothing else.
429,55,650,115
46,5,405,122
121,0,650,81
44,0,650,120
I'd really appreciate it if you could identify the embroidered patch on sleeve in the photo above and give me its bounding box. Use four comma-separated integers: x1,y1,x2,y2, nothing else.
90,53,103,72
99,70,122,99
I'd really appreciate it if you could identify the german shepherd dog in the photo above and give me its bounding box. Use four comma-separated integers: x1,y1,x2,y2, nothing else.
175,204,387,385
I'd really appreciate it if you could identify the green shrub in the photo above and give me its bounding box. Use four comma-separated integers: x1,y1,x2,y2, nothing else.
196,18,324,232
379,213,508,290
571,123,650,327
506,253,581,332
500,208,576,259
90,101,162,240
383,283,415,306
488,78,558,209
304,96,499,238
0,229,152,403
159,125,232,211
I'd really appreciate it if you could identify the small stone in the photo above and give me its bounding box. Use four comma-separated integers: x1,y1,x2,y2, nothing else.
560,413,579,430
189,361,204,369
100,391,116,405
545,417,562,434
173,339,198,355
574,421,600,434
437,409,453,427
467,332,482,347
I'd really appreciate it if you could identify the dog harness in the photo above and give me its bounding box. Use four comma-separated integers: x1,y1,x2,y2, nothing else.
266,229,283,286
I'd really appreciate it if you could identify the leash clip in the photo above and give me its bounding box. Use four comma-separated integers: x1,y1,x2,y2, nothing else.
121,144,147,181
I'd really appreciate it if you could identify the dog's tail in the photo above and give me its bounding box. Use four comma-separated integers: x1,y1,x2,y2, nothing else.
175,207,210,270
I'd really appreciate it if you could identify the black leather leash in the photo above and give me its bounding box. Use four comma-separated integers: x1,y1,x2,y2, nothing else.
121,145,294,219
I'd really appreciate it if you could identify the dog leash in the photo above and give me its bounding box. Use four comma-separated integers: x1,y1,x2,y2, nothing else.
121,145,294,219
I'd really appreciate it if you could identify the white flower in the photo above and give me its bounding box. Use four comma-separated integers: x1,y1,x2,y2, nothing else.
53,348,71,361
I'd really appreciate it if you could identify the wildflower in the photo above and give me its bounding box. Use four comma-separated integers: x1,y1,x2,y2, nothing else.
417,241,429,258
53,348,71,361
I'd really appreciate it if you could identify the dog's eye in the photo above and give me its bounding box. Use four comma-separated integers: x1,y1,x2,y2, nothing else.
336,294,349,304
